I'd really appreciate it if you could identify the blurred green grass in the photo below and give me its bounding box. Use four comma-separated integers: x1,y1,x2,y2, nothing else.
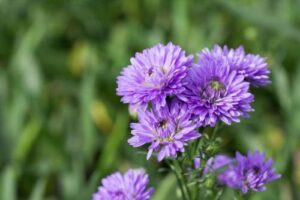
0,0,300,199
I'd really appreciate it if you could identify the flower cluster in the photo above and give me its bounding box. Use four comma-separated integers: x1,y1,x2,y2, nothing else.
204,151,281,193
117,42,269,159
92,42,280,200
93,169,153,200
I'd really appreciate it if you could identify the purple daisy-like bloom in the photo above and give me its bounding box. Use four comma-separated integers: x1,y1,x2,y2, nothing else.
203,155,232,174
200,45,270,87
117,42,193,108
128,99,201,161
218,151,281,193
178,55,254,127
243,54,271,87
93,169,154,200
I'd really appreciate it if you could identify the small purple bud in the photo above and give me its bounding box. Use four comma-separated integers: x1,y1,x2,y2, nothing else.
194,157,201,169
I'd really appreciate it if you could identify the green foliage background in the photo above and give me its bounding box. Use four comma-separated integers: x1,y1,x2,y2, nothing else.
0,0,300,199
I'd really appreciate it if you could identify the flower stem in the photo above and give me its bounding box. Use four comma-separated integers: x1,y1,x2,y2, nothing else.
174,159,192,200
211,122,219,141
213,188,224,200
234,191,244,200
167,159,191,200
166,159,187,200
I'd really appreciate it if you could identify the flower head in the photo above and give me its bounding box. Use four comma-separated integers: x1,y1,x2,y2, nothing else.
243,54,271,87
93,169,154,200
128,99,201,161
117,42,193,108
218,151,281,193
200,45,270,87
178,55,254,127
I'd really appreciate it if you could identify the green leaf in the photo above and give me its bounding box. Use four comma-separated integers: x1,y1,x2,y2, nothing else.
1,166,17,200
12,118,42,163
152,173,179,200
29,178,46,200
272,65,291,113
99,113,129,174
80,63,97,163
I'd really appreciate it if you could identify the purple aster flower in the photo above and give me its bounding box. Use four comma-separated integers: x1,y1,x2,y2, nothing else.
243,54,271,87
200,45,270,87
203,155,232,174
93,169,154,200
128,99,201,161
218,151,281,193
117,42,193,108
178,54,254,127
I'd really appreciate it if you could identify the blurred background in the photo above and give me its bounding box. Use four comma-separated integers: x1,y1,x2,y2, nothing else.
0,0,300,199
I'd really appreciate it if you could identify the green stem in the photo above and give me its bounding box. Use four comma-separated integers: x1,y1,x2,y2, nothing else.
211,122,219,141
214,188,224,200
234,191,244,200
193,127,205,155
185,144,193,162
166,160,188,200
192,184,199,200
193,138,202,156
169,159,192,200
174,160,192,200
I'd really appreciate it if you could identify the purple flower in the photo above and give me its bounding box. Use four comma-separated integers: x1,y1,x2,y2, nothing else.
200,45,270,87
218,151,281,193
178,54,254,127
93,169,154,200
117,42,193,108
243,54,271,87
203,155,232,174
128,99,201,161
